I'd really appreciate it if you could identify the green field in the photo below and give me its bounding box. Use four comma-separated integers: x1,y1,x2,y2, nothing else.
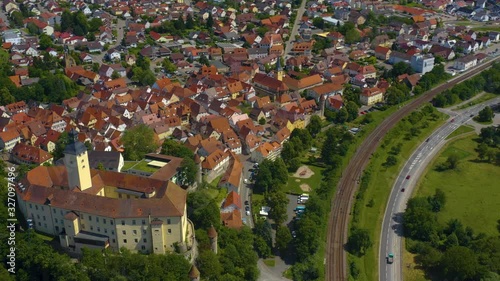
285,162,325,195
348,109,447,281
415,135,500,236
445,125,474,140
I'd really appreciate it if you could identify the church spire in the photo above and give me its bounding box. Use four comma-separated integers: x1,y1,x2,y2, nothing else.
276,56,284,81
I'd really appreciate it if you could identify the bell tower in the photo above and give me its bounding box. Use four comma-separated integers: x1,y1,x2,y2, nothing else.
64,129,92,191
276,56,284,81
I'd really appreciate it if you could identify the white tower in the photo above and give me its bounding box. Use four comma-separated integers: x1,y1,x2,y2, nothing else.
64,129,92,191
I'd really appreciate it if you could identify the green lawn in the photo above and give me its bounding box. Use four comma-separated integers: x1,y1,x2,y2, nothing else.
122,160,160,173
415,135,500,236
263,258,276,267
285,162,325,195
453,92,497,111
445,125,474,140
348,109,447,281
122,161,138,170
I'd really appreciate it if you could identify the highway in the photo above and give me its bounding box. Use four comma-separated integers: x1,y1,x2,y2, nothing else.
326,55,500,281
379,97,500,281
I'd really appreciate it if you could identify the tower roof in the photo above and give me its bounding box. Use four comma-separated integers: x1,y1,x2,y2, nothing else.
189,265,200,278
64,129,87,155
207,225,217,238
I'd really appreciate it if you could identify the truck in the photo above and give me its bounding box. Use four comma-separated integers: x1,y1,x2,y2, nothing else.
387,253,394,264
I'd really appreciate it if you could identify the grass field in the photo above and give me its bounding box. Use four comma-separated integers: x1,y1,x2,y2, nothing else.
415,135,500,236
445,125,474,139
285,162,325,194
348,109,447,281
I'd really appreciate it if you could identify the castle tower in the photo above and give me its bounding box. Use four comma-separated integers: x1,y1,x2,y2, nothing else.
207,225,218,254
189,265,200,281
276,56,284,81
64,129,92,191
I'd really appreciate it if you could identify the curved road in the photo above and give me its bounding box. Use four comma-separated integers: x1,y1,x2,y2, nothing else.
326,57,500,281
379,97,500,281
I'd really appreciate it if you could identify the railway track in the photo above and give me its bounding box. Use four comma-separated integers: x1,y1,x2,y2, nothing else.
325,58,499,281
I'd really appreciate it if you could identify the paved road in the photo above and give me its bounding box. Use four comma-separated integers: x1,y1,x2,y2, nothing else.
240,155,254,228
379,97,500,281
93,18,125,65
284,0,307,58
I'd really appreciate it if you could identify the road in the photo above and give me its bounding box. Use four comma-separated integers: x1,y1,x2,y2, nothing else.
284,0,307,58
240,155,254,228
92,18,125,65
379,96,500,281
325,55,500,281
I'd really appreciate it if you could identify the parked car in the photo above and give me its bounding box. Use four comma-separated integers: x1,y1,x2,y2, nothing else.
244,200,249,206
292,231,297,238
401,188,405,192
406,175,411,180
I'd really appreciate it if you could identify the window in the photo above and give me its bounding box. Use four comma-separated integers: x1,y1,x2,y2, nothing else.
53,209,56,214
123,239,127,243
60,210,63,216
122,230,126,235
111,230,115,235
104,229,107,234
82,224,85,229
96,217,99,223
29,204,32,209
143,238,147,243
134,238,138,243
167,219,171,224
43,216,46,221
35,205,38,210
88,216,92,221
97,227,100,232
37,215,40,219
141,245,146,250
38,222,41,226
55,218,58,223
133,230,137,235
168,229,171,234
90,226,94,231
142,219,146,225
143,230,147,234
103,219,106,224
44,223,47,228
55,226,59,232
112,239,116,243
121,220,125,225
41,206,44,211
132,220,136,225
110,220,114,225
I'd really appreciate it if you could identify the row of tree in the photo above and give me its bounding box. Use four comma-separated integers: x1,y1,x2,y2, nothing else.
433,63,500,107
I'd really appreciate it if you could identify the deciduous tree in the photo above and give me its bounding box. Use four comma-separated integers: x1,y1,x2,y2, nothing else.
121,124,158,160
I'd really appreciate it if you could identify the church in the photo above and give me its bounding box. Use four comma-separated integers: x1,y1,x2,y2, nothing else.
252,56,289,99
15,130,193,254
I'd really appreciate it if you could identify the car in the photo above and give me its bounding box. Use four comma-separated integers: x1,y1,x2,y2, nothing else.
246,210,250,216
244,200,249,205
245,206,250,211
387,253,394,264
401,188,405,192
470,114,474,117
406,175,411,180
451,119,455,122
244,179,248,184
425,138,430,142
291,231,297,238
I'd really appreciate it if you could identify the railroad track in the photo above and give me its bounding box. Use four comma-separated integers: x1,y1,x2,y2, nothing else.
325,58,499,281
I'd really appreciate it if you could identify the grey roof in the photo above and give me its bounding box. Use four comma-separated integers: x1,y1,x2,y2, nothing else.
88,151,122,171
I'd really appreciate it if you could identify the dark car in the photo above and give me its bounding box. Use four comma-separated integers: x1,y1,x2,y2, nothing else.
401,188,405,192
244,200,249,206
245,206,250,211
406,175,411,180
470,114,474,117
426,138,430,142
451,119,455,122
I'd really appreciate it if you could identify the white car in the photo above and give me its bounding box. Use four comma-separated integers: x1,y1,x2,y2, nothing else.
246,210,250,216
244,179,248,184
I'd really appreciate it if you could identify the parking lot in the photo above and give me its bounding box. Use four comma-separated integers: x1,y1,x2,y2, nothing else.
285,194,299,228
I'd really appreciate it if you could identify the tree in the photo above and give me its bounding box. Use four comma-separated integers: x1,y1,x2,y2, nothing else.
27,22,40,35
10,11,24,27
206,13,214,29
347,228,372,256
88,18,103,33
199,54,210,66
0,87,15,105
254,236,272,258
428,189,446,212
312,17,324,29
383,155,398,167
440,246,482,281
186,14,195,29
275,226,292,254
39,34,53,50
258,117,266,125
446,153,460,170
267,190,289,225
345,101,359,121
403,197,439,241
307,115,322,136
345,28,361,44
478,106,494,122
111,71,121,79
253,219,273,246
336,107,348,123
197,250,222,280
187,192,221,229
121,124,158,160
293,217,320,261
53,132,69,160
61,10,73,32
162,58,177,74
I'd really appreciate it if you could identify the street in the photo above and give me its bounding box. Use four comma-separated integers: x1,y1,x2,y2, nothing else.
284,0,307,59
379,97,500,281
